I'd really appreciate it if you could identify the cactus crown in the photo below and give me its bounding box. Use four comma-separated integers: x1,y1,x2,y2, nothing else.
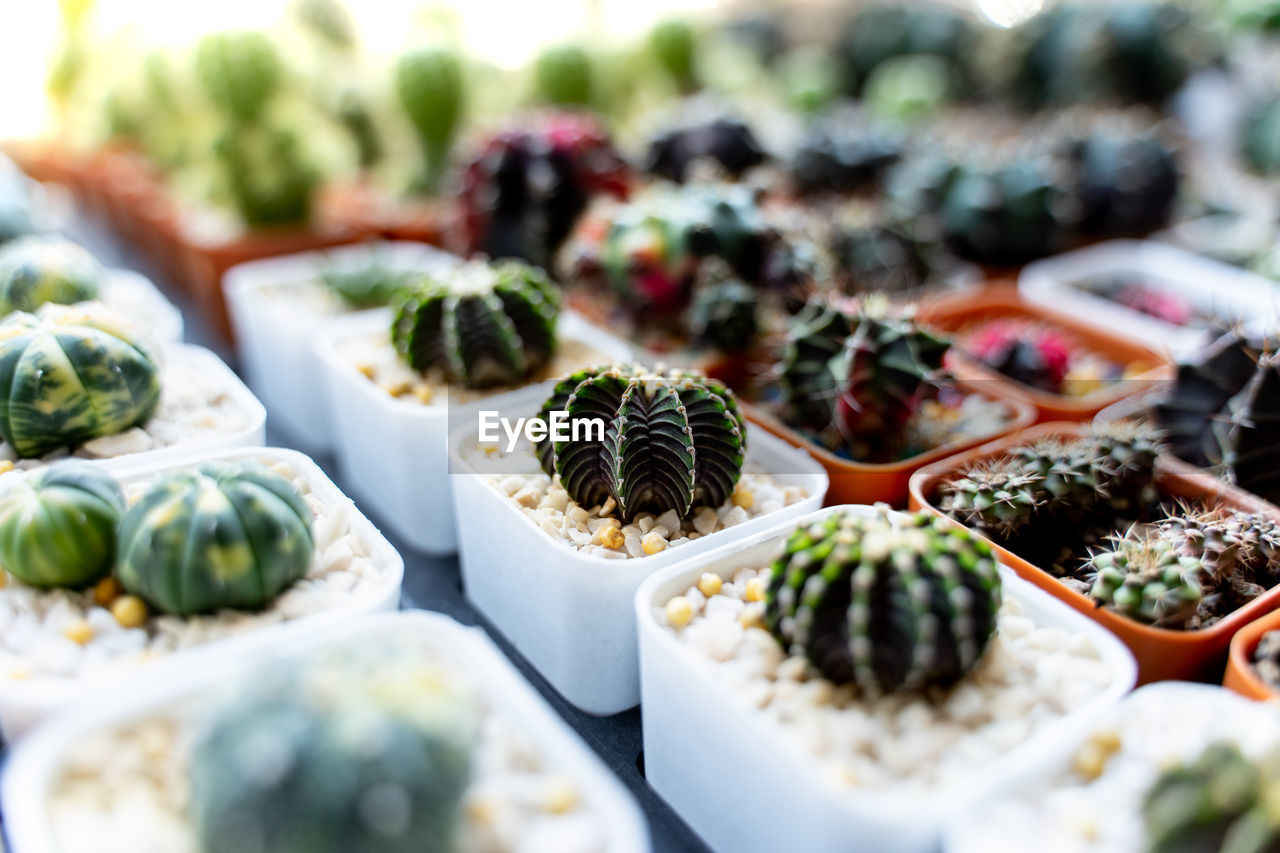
1155,330,1261,468
0,237,104,315
1087,531,1203,628
764,508,1002,695
534,364,745,521
391,260,560,389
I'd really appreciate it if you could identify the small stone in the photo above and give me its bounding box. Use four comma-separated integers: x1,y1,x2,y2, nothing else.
732,483,754,510
92,577,123,608
692,507,718,536
112,596,149,629
745,577,766,602
599,525,625,550
697,573,722,597
0,460,13,475
64,618,94,645
665,596,693,628
598,496,617,517
543,778,579,814
642,532,667,555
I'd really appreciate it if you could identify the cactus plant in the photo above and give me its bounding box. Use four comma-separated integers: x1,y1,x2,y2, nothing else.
0,237,103,315
533,44,594,106
320,252,412,310
764,508,1002,694
213,123,320,228
391,260,560,389
1069,131,1179,237
836,2,974,96
1088,533,1204,628
116,460,314,616
788,121,903,197
828,209,942,295
1212,351,1280,505
195,30,283,124
644,117,767,184
934,159,1075,266
686,260,759,354
965,320,1075,394
1154,330,1262,469
0,307,161,459
649,19,699,93
534,364,745,521
396,47,464,193
1144,742,1280,853
0,461,124,589
458,112,630,269
191,653,477,853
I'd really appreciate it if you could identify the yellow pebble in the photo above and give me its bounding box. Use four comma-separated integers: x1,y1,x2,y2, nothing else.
1071,731,1122,781
642,532,667,555
92,576,122,607
64,619,94,645
598,524,625,550
697,573,722,597
665,596,693,628
543,778,579,814
414,386,434,404
384,381,413,398
112,595,149,629
0,460,13,475
732,484,754,510
745,577,766,602
0,570,7,590
356,363,375,379
740,606,764,629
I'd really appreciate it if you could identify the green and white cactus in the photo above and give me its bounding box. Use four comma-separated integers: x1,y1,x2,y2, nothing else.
391,260,560,389
764,508,1002,694
0,237,103,316
0,306,161,458
116,461,314,616
534,364,745,521
0,461,124,589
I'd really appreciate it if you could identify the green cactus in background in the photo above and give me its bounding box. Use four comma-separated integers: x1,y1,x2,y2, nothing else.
213,123,320,228
191,652,477,853
649,19,699,93
0,307,161,459
0,237,103,315
396,47,464,193
687,260,759,355
533,44,594,106
534,364,745,521
1212,351,1280,505
764,509,1002,694
1088,534,1204,628
293,0,357,51
391,260,559,388
862,54,954,122
0,461,124,589
837,2,974,96
320,251,412,310
195,30,283,124
116,460,314,616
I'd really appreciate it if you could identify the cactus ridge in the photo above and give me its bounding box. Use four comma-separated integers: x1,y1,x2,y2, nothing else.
1155,330,1261,467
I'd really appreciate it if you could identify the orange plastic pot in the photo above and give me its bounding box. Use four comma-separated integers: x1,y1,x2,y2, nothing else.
741,380,1037,508
1225,609,1280,701
908,421,1280,684
917,285,1173,423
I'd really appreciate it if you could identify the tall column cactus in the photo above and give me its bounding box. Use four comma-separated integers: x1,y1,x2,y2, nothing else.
396,47,464,194
195,30,283,125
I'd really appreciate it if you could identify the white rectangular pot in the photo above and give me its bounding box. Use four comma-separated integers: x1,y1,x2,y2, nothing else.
223,241,458,452
1,611,649,853
635,505,1138,853
101,267,184,344
0,447,404,741
1020,239,1280,358
315,308,632,555
449,399,829,715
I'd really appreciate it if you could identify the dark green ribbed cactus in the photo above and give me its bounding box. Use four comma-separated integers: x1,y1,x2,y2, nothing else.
0,461,124,589
116,460,314,616
1154,330,1261,469
195,30,283,124
764,509,1002,694
533,44,593,106
0,237,103,315
391,260,559,389
686,260,759,354
837,2,974,97
396,47,464,193
1212,352,1280,505
935,159,1075,266
534,365,745,521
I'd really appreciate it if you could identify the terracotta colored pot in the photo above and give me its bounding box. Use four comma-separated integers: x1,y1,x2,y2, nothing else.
908,421,1280,684
917,285,1173,423
1225,609,1280,701
741,381,1037,508
377,197,453,247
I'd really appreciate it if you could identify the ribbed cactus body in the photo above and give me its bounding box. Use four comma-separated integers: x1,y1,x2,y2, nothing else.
214,124,319,228
1071,132,1179,237
391,260,560,389
1155,331,1261,469
1213,352,1280,505
0,307,161,458
764,509,1001,694
0,461,124,589
838,2,973,96
0,237,103,316
687,263,759,354
117,461,314,616
789,121,903,196
533,45,593,106
1088,535,1203,628
939,459,1042,538
535,365,744,521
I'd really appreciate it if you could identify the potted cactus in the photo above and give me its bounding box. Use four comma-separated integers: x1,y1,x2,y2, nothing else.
448,363,828,713
635,504,1134,853
1225,607,1280,701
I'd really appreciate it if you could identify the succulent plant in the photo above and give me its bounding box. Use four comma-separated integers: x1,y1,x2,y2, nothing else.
1241,97,1280,176
0,307,161,459
1212,351,1280,505
934,159,1075,266
0,237,103,316
1069,131,1179,237
1088,533,1204,628
117,460,314,616
534,364,745,521
649,19,699,93
1154,330,1262,469
828,210,942,295
1144,742,1280,853
0,461,124,589
191,652,477,853
293,0,357,52
213,123,320,228
788,121,903,197
458,112,630,269
965,320,1075,393
863,54,954,122
533,44,594,106
195,30,283,124
836,2,975,96
320,252,412,310
939,457,1044,539
391,260,559,389
644,117,767,184
764,508,1002,694
686,260,759,354
396,47,464,193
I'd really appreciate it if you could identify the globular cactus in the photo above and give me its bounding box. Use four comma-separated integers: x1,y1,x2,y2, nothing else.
391,260,560,389
836,2,974,96
644,117,767,184
116,461,314,616
195,30,283,124
966,320,1075,394
1211,351,1280,505
789,121,903,196
0,461,124,589
534,364,745,521
648,19,699,94
0,237,103,315
213,124,319,228
192,653,477,853
863,54,954,122
686,260,759,354
1088,533,1203,628
1069,131,1179,237
458,112,630,269
828,206,944,296
396,47,465,193
533,44,594,106
764,509,1002,694
1154,330,1261,469
0,306,161,459
938,458,1044,539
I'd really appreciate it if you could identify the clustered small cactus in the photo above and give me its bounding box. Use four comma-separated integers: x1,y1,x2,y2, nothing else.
391,260,560,389
534,364,745,522
644,117,767,184
763,508,1002,695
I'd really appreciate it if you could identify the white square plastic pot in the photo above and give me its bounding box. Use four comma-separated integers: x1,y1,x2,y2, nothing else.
0,447,404,741
223,241,458,452
1020,240,1280,357
449,400,830,715
0,611,650,853
314,308,633,555
635,505,1138,853
100,268,184,343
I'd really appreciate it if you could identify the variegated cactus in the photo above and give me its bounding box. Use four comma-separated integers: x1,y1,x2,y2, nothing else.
0,237,103,316
534,364,745,521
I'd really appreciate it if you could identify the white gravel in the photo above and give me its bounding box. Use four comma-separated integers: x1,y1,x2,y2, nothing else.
0,457,396,685
657,564,1118,797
